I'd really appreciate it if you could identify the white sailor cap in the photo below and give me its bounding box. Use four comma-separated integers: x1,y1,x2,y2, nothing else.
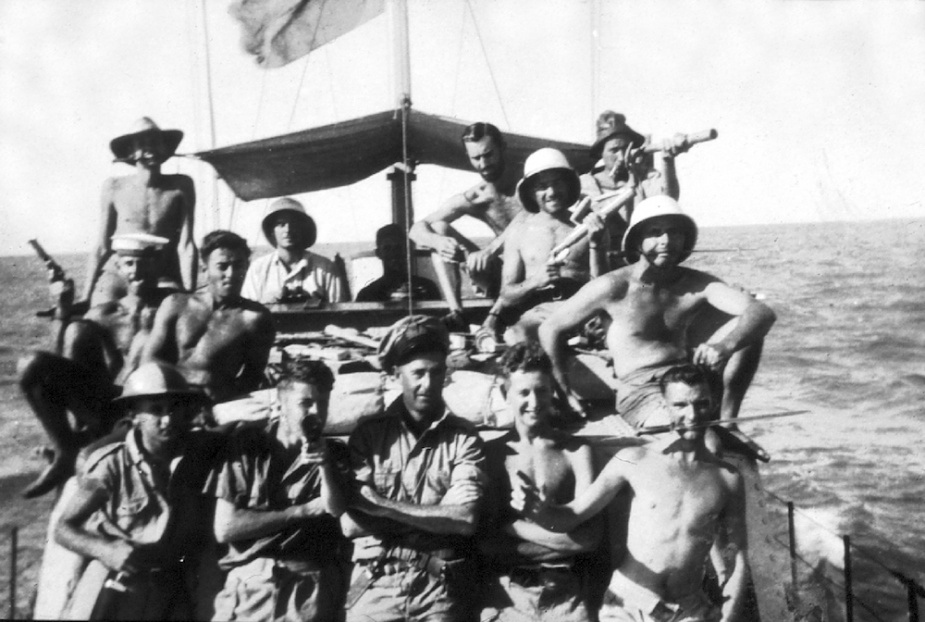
111,233,170,255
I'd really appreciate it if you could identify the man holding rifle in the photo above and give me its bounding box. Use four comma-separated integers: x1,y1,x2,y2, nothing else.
19,233,172,498
477,148,608,347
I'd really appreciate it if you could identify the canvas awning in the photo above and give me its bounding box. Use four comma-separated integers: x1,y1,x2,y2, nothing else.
193,109,594,201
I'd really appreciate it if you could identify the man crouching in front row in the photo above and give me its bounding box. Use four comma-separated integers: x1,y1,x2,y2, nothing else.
479,342,602,621
514,364,749,622
54,363,217,620
210,359,350,621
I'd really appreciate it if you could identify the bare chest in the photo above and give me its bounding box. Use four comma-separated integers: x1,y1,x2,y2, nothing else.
111,182,186,235
504,443,576,504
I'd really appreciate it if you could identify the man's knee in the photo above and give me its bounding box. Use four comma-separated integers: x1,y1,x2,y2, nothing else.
18,351,61,392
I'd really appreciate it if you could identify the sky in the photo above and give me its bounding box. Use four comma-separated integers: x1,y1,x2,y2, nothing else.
1,0,924,256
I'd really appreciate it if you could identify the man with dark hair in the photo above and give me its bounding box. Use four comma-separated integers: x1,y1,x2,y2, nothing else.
356,224,441,302
142,230,275,402
55,363,216,620
20,233,172,497
211,359,351,621
81,117,197,306
342,315,487,621
539,196,774,423
410,122,523,295
479,148,606,345
243,197,347,305
513,363,750,622
479,342,601,622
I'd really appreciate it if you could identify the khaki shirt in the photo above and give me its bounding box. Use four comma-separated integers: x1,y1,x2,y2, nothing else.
348,398,488,554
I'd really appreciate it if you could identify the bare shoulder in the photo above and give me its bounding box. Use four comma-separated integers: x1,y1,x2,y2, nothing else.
240,298,273,323
161,173,195,194
675,266,723,292
601,445,647,480
83,300,123,323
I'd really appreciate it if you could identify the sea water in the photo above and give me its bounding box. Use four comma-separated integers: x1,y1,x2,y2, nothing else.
690,218,925,621
0,218,922,619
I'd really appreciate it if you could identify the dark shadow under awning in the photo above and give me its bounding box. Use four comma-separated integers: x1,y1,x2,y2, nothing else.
194,108,594,201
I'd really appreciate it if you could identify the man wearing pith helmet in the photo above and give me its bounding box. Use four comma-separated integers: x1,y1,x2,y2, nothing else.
82,117,197,307
242,197,348,305
478,148,607,346
55,363,217,620
539,195,776,426
342,314,488,621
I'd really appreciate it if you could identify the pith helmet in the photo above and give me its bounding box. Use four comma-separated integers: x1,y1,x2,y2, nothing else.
114,363,209,404
622,196,698,264
516,148,581,213
261,197,318,249
590,111,645,160
378,315,449,373
110,117,184,161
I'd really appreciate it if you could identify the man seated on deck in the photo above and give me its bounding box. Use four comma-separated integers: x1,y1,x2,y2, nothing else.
142,230,275,403
356,224,441,302
513,364,750,622
54,363,218,620
80,117,197,307
242,197,348,306
479,342,601,622
341,315,488,621
579,111,684,262
479,148,607,346
538,195,775,424
211,359,351,621
19,233,173,498
409,122,523,296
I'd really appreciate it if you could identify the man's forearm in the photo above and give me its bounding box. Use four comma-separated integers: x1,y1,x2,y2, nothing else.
353,486,478,535
215,505,306,543
508,519,599,555
537,322,572,395
721,551,749,621
718,303,776,354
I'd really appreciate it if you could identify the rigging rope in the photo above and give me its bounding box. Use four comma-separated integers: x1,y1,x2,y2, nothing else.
464,0,511,130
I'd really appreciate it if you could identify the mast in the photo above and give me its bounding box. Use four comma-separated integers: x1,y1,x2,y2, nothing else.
387,0,418,312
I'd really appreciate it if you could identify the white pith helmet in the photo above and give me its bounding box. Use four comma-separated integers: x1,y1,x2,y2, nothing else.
516,148,581,213
114,363,209,404
622,195,698,263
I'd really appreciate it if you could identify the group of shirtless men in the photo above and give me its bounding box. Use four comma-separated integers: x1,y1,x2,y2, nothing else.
21,113,776,621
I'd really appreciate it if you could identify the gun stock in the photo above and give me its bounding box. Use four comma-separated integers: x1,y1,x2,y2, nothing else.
642,129,718,154
28,238,65,282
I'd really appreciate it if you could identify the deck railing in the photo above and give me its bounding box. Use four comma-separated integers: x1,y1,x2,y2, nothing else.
766,491,924,622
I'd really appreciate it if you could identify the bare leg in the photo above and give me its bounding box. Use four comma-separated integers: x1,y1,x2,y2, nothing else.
19,352,81,498
719,340,763,421
431,221,499,296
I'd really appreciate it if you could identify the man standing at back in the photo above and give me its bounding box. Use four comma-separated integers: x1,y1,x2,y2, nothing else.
539,196,774,424
243,197,348,305
143,230,275,403
410,122,523,295
81,118,197,306
342,315,487,621
479,342,601,622
513,364,750,622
